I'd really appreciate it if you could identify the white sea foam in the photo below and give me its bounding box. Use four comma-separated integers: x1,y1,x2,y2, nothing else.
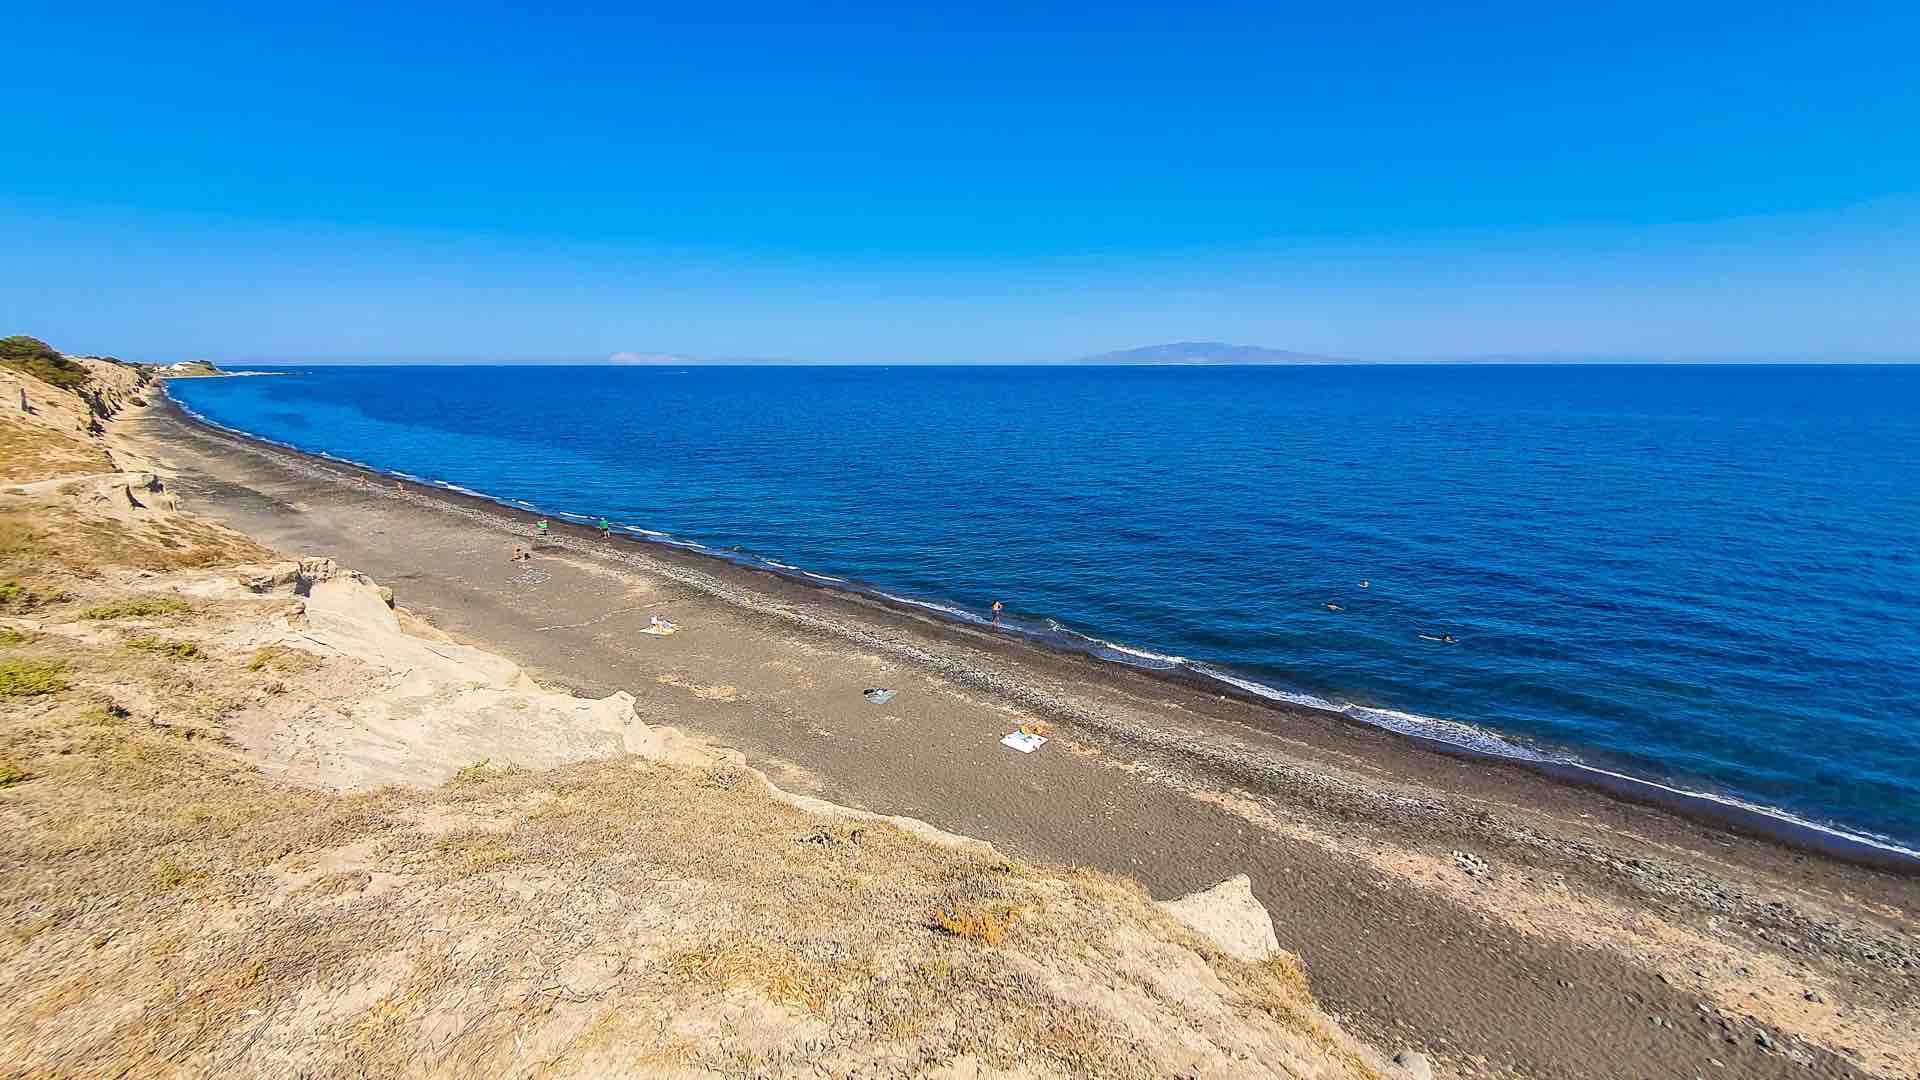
876,591,987,622
804,571,849,584
1078,635,1186,666
1186,663,1337,710
1045,623,1187,667
1562,762,1920,858
1340,704,1548,760
1229,695,1920,859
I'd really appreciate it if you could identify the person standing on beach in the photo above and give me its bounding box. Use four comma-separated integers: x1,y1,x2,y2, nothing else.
991,600,1004,621
598,517,612,539
535,519,549,545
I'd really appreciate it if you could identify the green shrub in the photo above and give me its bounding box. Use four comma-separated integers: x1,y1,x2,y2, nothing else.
151,857,198,889
0,336,58,363
126,636,205,661
0,760,27,787
81,596,191,620
448,759,523,786
0,658,68,696
0,628,30,646
0,336,91,391
0,582,70,613
246,645,318,673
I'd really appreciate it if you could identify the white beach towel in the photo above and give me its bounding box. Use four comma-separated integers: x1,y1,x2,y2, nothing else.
1000,731,1047,754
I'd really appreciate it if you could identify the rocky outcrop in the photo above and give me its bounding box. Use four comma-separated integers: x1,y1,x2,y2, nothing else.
222,557,1001,837
9,471,178,514
1157,873,1284,963
0,355,147,454
71,357,148,422
211,559,651,789
1391,1050,1434,1079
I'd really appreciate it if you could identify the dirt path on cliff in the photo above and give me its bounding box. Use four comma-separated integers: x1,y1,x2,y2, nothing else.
116,399,1920,1080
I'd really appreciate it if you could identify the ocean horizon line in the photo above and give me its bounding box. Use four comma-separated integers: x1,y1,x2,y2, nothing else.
165,357,1920,368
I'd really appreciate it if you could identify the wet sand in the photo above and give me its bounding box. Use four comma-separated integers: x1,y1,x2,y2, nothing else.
119,396,1919,1080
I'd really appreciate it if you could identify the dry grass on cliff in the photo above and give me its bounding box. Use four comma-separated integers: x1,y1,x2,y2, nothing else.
0,583,1373,1079
0,413,113,484
0,486,270,579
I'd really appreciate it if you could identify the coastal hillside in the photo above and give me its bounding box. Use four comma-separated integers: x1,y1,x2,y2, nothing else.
0,344,1401,1077
1077,342,1347,364
0,342,152,483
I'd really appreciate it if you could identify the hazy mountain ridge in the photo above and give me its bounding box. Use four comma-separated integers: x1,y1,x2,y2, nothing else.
1078,341,1348,364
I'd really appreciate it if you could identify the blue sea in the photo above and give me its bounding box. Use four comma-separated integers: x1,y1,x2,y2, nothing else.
169,364,1920,853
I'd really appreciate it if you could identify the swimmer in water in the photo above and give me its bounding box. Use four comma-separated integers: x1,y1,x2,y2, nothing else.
1360,580,1370,589
1326,603,1343,611
1444,635,1457,644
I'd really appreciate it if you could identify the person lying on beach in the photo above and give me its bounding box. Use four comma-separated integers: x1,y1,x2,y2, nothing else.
509,544,530,562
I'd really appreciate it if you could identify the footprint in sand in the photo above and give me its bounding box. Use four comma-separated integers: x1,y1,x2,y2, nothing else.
655,674,740,702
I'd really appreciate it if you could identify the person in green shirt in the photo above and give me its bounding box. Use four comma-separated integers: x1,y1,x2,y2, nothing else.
535,519,549,544
597,518,611,539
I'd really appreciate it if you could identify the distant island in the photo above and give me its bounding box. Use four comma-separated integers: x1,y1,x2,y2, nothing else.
146,359,224,377
1078,341,1348,364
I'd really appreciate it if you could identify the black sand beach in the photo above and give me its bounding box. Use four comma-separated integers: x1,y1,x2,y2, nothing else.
117,395,1920,1080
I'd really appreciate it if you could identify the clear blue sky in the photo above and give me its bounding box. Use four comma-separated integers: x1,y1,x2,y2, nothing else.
3,1,1916,361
